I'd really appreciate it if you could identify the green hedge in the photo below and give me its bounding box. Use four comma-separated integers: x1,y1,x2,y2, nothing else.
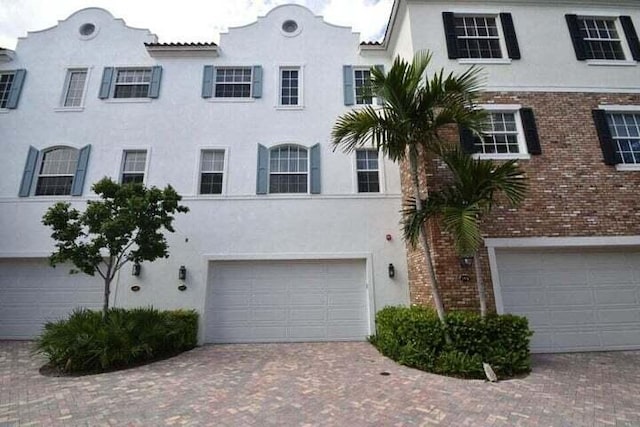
36,307,198,374
370,306,532,379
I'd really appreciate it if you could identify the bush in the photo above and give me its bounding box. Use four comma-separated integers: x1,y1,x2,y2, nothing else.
370,306,532,379
36,307,198,374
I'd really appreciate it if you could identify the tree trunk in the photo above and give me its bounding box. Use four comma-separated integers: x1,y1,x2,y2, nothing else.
103,277,110,318
408,146,447,324
473,251,487,318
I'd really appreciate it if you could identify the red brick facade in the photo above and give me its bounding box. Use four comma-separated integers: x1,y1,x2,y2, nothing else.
401,92,640,312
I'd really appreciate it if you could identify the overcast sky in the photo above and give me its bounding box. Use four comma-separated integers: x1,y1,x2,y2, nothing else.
0,0,394,49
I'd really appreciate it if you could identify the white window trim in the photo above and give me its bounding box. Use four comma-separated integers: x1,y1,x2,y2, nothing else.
599,105,640,171
194,146,229,197
576,15,637,65
275,64,304,109
117,147,151,185
473,104,531,160
352,67,380,106
452,13,510,64
352,149,385,194
110,67,153,100
268,143,310,195
212,66,254,101
56,67,91,111
33,145,81,197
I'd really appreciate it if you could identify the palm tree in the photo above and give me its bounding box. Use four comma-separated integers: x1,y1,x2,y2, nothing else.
403,145,527,317
331,51,486,323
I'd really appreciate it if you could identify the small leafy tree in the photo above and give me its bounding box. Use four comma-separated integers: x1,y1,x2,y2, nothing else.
42,178,189,317
403,145,527,317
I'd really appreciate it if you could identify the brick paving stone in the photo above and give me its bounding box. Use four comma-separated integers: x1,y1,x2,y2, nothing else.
0,341,639,426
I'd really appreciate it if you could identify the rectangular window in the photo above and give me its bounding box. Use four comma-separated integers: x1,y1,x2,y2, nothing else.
35,148,79,196
200,150,225,194
269,145,308,193
121,150,147,184
475,112,523,154
354,69,373,105
579,18,626,60
214,67,252,98
0,72,15,108
114,69,151,98
356,149,380,193
455,16,503,59
607,113,640,164
62,69,88,107
280,67,300,106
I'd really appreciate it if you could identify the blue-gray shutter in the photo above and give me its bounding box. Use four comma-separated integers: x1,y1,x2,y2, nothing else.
565,15,587,60
500,13,521,60
19,146,38,197
256,144,269,194
374,64,384,74
99,67,114,99
71,145,91,196
458,126,478,154
252,65,263,98
310,144,321,194
148,66,162,98
343,65,354,106
6,69,26,109
442,12,459,59
520,108,541,155
620,16,640,61
592,110,618,165
202,65,214,98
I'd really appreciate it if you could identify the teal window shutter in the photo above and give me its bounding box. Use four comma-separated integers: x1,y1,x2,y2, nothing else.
256,144,269,194
374,64,385,74
202,65,214,98
148,66,162,98
99,67,114,99
310,144,321,194
71,145,91,196
343,65,354,106
252,65,263,98
19,146,39,197
6,69,26,109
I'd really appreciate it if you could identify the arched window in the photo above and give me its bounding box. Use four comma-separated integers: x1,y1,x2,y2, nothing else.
35,147,79,196
269,145,308,193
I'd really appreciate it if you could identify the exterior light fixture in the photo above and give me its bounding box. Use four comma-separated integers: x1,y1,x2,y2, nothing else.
460,256,474,268
178,265,186,281
131,262,141,276
388,263,395,278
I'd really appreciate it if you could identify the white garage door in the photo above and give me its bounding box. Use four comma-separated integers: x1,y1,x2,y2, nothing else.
0,259,103,339
496,248,640,353
205,260,369,343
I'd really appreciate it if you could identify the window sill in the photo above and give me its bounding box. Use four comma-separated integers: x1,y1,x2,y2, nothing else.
473,153,531,161
0,109,9,114
207,98,255,103
458,58,512,65
275,105,304,110
104,98,152,104
587,60,636,67
615,164,640,171
54,107,85,112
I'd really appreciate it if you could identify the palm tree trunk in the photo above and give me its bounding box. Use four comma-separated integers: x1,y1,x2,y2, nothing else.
473,251,487,318
408,146,447,323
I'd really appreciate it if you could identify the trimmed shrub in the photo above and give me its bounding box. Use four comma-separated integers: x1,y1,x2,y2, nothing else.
36,307,198,374
370,306,532,379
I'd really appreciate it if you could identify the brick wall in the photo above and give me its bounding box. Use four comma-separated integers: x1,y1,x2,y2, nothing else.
401,92,640,311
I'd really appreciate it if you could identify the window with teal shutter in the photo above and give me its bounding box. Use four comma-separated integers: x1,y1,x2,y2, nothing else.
19,146,39,197
71,145,91,196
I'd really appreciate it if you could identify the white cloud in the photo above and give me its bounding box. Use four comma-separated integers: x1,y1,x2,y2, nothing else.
0,0,393,49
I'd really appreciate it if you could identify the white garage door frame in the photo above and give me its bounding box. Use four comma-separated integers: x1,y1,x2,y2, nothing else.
200,252,376,343
485,236,640,316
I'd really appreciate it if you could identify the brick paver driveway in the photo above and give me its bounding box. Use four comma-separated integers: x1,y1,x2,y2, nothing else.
1,341,639,426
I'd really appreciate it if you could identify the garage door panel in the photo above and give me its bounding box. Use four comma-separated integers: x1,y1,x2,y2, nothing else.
210,292,250,307
497,248,640,353
205,260,368,343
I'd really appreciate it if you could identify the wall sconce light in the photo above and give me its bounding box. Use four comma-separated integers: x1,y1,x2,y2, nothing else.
178,284,187,292
131,262,141,276
459,256,474,269
388,263,395,278
178,265,187,281
130,285,141,292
